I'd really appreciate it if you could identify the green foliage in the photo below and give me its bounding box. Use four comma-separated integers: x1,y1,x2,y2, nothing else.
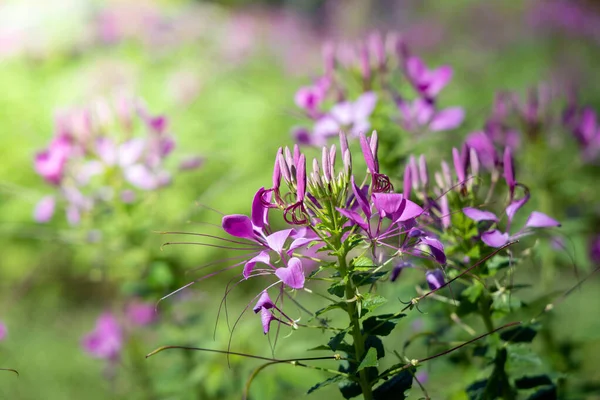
362,313,406,336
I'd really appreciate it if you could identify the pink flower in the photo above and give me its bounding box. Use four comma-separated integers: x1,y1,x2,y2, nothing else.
82,313,123,360
0,322,7,341
125,300,157,326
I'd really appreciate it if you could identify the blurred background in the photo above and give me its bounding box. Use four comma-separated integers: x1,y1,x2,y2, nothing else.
0,0,599,399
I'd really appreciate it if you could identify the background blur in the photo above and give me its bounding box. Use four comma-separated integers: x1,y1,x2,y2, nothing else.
1,0,599,399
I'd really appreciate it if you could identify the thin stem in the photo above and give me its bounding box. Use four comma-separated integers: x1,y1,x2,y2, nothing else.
339,253,374,400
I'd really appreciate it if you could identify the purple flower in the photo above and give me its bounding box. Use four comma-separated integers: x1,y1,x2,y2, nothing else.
125,300,157,326
34,135,72,185
82,313,123,361
0,322,7,341
313,92,377,140
397,98,464,133
463,201,560,248
404,55,453,99
426,269,445,290
33,196,56,223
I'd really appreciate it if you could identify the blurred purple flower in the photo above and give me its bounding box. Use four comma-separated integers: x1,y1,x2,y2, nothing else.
33,196,56,223
0,322,7,341
125,300,157,326
82,313,123,361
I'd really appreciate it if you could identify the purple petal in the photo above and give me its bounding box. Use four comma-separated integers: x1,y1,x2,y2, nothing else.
353,92,377,120
390,262,411,282
266,229,292,253
313,116,340,138
503,147,515,196
243,251,270,279
275,257,305,289
425,66,452,97
251,187,269,229
337,207,369,231
260,308,276,334
288,237,316,251
125,301,157,326
426,269,445,290
403,163,412,199
351,176,371,218
124,164,158,190
372,193,405,218
178,156,204,171
430,107,464,131
253,291,275,313
0,322,6,341
406,56,426,83
34,196,56,223
296,154,306,202
524,212,561,229
82,313,123,360
96,137,118,165
481,230,510,248
222,214,255,240
420,237,446,265
359,133,378,174
466,131,497,170
397,199,424,222
505,193,530,223
118,138,145,167
330,101,354,125
452,147,465,183
463,207,499,222
413,98,435,126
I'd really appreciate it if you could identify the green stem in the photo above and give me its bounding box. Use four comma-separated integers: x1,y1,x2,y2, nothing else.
339,253,374,400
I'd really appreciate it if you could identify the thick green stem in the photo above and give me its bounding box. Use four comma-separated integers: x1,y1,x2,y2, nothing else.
339,254,374,400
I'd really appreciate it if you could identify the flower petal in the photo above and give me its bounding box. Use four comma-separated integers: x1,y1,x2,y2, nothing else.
275,257,305,289
253,291,275,313
463,207,499,222
420,237,446,265
337,207,369,231
481,230,509,248
426,269,445,290
251,187,269,229
266,230,293,253
429,107,464,131
260,308,276,334
243,251,270,279
353,92,377,120
524,211,561,229
34,196,56,223
222,214,255,240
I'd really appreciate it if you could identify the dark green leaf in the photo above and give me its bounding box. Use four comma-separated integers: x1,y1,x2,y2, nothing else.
328,331,347,351
363,313,405,336
373,368,414,400
515,375,553,390
338,378,362,399
328,282,346,298
307,375,344,394
352,271,387,287
307,345,331,351
500,325,538,343
466,379,488,400
527,386,557,400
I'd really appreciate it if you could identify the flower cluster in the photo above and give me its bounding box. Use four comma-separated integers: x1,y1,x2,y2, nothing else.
82,299,156,364
292,32,464,147
215,132,446,335
33,95,201,224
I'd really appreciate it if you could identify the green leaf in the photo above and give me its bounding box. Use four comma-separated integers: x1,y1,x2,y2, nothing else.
372,368,414,400
315,302,347,317
362,313,405,336
328,331,348,352
328,281,346,298
352,271,387,287
338,378,362,399
360,294,388,317
307,345,331,351
466,379,488,400
500,325,539,343
307,375,344,394
515,375,553,390
357,347,379,372
352,256,376,268
365,335,385,359
527,386,557,400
